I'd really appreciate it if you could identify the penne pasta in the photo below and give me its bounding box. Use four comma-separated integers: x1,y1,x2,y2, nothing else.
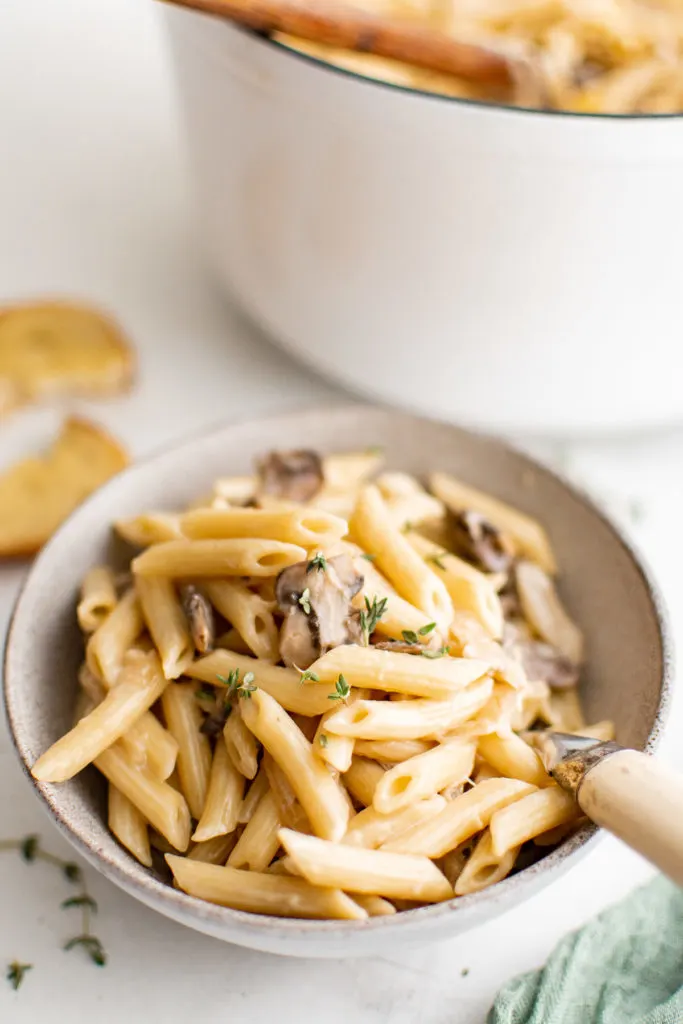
429,472,557,574
167,855,366,920
115,513,184,547
383,778,537,858
132,539,307,578
108,783,152,867
343,757,386,808
454,828,519,896
150,830,180,855
161,682,212,820
490,786,577,857
187,650,334,716
347,543,441,640
343,795,447,849
408,533,504,639
78,662,106,704
377,472,445,531
203,580,279,662
96,744,191,851
77,565,118,633
477,731,551,789
135,575,193,679
223,705,260,779
375,471,431,501
238,768,269,825
193,741,245,842
188,832,239,864
181,507,348,548
241,689,350,841
279,828,452,903
473,760,502,784
351,894,397,916
350,485,453,631
324,676,494,741
323,451,384,491
354,738,434,763
309,645,491,700
262,752,311,833
313,710,355,774
120,710,179,780
215,627,253,657
211,475,255,505
32,651,168,783
85,587,143,687
228,791,281,871
373,741,476,814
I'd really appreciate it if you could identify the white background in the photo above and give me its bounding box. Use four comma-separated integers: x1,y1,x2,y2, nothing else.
1,1,683,1021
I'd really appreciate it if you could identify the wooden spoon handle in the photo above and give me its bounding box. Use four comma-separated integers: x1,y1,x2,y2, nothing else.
579,749,683,885
159,0,515,85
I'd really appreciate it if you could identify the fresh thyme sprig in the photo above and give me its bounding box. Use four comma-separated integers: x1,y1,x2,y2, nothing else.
361,553,376,562
328,674,350,702
401,623,438,645
216,669,256,700
299,670,319,684
427,552,448,571
6,962,32,991
359,595,388,645
1,833,106,987
238,672,256,699
201,669,257,733
422,645,450,659
299,588,312,615
306,553,327,574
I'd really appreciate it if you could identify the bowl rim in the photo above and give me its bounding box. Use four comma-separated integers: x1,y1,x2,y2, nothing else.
198,12,683,123
3,404,674,942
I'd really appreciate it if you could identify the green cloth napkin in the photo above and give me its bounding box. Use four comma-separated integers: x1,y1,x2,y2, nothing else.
489,877,683,1024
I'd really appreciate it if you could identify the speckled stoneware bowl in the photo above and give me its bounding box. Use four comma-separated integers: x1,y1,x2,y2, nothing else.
3,407,673,957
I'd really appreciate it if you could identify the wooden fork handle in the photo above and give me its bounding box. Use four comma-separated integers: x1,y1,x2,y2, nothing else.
579,750,683,885
159,0,515,85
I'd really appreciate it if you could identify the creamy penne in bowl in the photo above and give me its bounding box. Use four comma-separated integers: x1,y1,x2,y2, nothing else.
5,409,669,954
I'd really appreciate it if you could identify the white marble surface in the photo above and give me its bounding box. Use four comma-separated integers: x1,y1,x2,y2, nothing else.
1,0,683,1020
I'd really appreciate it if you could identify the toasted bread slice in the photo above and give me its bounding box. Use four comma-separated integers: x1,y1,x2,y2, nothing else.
0,301,134,417
0,417,129,557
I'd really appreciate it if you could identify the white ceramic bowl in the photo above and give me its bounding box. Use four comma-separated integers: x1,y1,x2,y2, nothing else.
161,6,683,436
3,407,671,957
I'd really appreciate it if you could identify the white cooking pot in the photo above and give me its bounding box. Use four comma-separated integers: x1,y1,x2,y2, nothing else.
162,5,683,434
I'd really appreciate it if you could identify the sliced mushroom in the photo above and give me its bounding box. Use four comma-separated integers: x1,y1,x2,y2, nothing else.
448,508,515,573
275,553,364,669
515,560,583,663
374,639,430,655
256,449,324,503
499,580,523,621
181,585,215,655
517,639,580,691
